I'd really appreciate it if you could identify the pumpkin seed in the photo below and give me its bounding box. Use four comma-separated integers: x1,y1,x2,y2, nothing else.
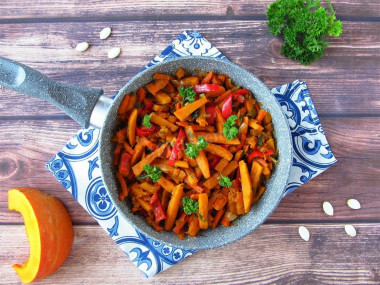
344,225,357,237
347,199,361,210
75,42,90,52
108,47,121,59
100,27,112,40
323,201,334,216
298,226,310,241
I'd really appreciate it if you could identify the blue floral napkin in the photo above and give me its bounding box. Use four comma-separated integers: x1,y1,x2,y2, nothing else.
45,30,337,277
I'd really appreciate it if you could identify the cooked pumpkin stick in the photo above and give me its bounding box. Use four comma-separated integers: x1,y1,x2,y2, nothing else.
186,214,200,237
146,79,169,95
212,208,226,228
132,143,168,176
194,132,240,145
239,160,253,214
157,176,176,193
248,119,264,132
174,96,208,121
164,184,184,231
198,193,209,229
127,109,138,146
250,161,263,193
205,143,233,161
118,95,130,115
185,125,210,179
203,160,239,190
116,172,128,201
138,181,160,194
215,158,229,172
130,140,145,166
151,113,178,132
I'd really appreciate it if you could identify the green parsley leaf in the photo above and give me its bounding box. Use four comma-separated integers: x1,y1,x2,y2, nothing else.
182,196,199,215
266,0,343,65
219,174,232,188
196,136,208,150
142,114,153,129
185,143,199,159
179,86,196,104
223,115,239,140
184,137,208,159
142,164,162,183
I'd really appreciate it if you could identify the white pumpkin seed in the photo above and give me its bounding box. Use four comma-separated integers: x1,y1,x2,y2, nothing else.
344,225,357,237
298,226,310,241
100,27,112,40
323,201,334,216
107,47,121,59
75,42,90,52
347,199,361,210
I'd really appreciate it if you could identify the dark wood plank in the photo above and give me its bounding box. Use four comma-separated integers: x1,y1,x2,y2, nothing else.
1,118,379,224
1,224,379,284
0,21,379,116
0,0,379,19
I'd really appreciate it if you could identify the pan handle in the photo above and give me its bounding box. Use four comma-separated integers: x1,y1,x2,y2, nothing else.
0,56,105,128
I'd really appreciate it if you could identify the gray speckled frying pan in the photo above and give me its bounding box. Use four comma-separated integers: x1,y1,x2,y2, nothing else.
0,56,292,250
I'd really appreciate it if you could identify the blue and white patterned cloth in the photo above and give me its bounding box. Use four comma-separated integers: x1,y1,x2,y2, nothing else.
45,30,337,277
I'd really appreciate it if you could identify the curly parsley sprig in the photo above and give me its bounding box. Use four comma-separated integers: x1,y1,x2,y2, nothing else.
266,0,343,65
137,164,162,183
142,114,153,129
184,136,208,159
182,196,199,215
179,86,196,104
219,174,232,188
223,115,239,140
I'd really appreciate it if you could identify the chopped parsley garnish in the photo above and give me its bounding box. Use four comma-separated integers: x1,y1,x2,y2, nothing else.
142,114,153,129
182,196,199,215
184,143,199,159
223,115,239,140
196,136,208,150
179,86,196,104
218,174,232,188
184,136,208,159
137,164,162,183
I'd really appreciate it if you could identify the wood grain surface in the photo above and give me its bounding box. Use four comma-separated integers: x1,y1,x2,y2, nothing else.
1,224,379,284
0,0,379,284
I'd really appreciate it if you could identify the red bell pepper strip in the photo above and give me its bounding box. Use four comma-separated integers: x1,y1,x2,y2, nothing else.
193,84,220,93
247,150,264,164
119,151,132,176
247,149,275,164
168,128,186,166
209,155,222,169
205,104,216,124
221,94,233,119
136,125,155,136
264,149,275,157
230,89,248,103
144,101,154,112
149,192,166,222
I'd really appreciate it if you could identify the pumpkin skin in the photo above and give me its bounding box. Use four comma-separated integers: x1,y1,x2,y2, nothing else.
8,188,73,283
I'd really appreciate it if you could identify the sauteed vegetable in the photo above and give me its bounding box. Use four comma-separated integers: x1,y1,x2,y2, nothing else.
113,68,278,239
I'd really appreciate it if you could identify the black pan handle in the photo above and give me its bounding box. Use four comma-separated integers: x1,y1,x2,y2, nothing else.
0,56,104,128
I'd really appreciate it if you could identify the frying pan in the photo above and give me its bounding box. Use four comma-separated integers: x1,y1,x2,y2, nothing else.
0,56,292,250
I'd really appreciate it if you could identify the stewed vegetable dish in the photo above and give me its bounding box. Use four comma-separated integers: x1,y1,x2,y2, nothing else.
112,68,277,239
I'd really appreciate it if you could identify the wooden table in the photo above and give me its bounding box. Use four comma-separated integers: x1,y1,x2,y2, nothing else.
1,1,379,284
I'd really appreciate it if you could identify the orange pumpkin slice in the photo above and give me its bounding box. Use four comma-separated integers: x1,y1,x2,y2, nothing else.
8,188,73,283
